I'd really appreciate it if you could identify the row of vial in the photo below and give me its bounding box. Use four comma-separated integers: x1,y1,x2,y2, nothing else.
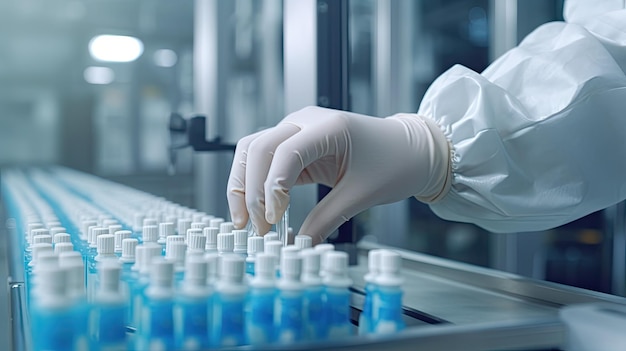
4,169,405,351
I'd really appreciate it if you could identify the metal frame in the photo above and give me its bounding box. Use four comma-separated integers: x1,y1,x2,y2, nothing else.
316,0,355,245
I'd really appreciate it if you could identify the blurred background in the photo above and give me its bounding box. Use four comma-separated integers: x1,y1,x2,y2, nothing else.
1,0,623,298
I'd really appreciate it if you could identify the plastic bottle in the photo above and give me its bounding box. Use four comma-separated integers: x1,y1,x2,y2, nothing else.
275,254,304,344
315,243,335,278
174,256,212,350
136,258,176,350
190,222,205,230
213,255,247,347
265,241,283,277
371,250,405,334
359,249,382,335
217,233,235,257
204,253,219,287
233,229,248,258
246,236,264,276
204,227,219,253
89,234,116,300
59,251,90,350
53,233,71,245
31,266,80,351
323,251,353,339
89,261,128,351
165,241,187,285
118,238,138,314
54,242,74,255
246,253,277,345
128,244,161,330
300,248,325,340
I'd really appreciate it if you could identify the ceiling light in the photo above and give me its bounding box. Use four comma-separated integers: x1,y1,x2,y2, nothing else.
153,49,178,67
88,35,144,62
84,66,114,84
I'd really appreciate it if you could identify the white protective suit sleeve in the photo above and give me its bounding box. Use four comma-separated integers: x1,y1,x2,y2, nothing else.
423,0,626,233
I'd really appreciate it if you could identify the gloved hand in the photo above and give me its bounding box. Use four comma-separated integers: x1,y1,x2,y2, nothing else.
227,106,452,244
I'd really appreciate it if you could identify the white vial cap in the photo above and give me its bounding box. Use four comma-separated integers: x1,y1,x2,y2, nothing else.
158,222,175,244
166,235,186,256
218,255,244,283
264,232,279,243
233,230,248,251
150,258,174,287
187,231,207,253
177,218,192,236
33,234,53,245
54,242,74,255
201,215,214,227
90,227,110,248
133,213,145,231
210,218,225,230
190,222,206,230
192,213,205,223
114,230,132,252
81,220,97,239
53,233,71,244
184,256,208,286
102,219,118,228
142,225,159,243
98,260,121,293
265,241,283,261
27,223,44,242
204,227,219,250
186,228,203,244
322,251,352,288
96,234,115,258
219,221,234,234
63,261,85,298
282,245,300,258
108,224,123,236
377,250,403,286
143,218,157,227
120,238,139,263
50,227,67,236
314,243,335,252
166,241,187,270
46,221,62,229
247,236,264,256
217,233,234,253
280,255,302,281
294,235,313,250
365,249,383,283
30,228,50,245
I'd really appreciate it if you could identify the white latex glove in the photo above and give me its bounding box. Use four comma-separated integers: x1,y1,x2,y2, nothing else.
227,106,451,244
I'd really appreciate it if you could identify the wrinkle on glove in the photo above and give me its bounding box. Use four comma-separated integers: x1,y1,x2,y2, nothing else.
422,4,626,232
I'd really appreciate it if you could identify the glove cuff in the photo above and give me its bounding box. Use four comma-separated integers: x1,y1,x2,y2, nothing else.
414,115,452,203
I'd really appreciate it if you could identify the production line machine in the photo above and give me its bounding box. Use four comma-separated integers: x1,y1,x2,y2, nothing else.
2,167,626,351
